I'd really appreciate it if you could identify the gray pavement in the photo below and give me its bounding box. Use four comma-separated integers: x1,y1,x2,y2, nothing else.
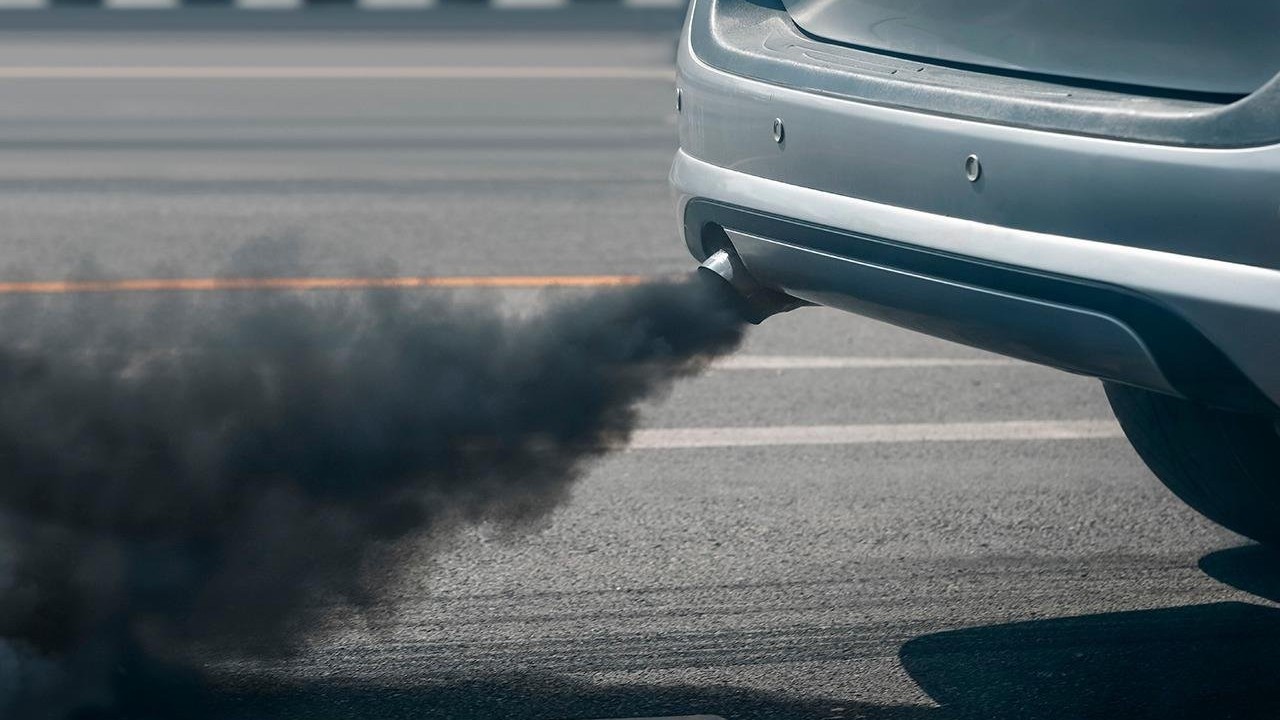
2,19,1277,720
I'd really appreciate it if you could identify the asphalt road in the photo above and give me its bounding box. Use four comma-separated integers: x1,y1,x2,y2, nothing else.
2,13,1278,720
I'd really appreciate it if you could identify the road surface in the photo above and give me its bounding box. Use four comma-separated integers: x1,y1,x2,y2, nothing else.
1,12,1276,719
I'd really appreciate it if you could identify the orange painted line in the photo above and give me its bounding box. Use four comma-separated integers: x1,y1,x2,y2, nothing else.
0,275,661,295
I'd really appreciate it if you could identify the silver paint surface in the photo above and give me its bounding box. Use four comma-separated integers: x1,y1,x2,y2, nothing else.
783,0,1280,96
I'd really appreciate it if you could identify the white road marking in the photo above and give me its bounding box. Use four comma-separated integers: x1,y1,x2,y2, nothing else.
711,355,1021,371
0,0,47,7
492,0,568,8
104,0,180,7
628,420,1124,449
357,0,437,7
234,0,306,9
0,66,673,80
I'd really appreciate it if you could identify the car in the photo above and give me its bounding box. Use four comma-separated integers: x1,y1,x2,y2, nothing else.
676,0,1280,543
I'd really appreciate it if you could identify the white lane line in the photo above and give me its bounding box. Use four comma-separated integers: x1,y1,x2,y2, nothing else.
234,0,309,8
356,0,436,7
0,0,47,7
711,355,1021,371
104,0,179,7
492,0,568,7
0,66,673,80
236,0,304,8
628,420,1124,449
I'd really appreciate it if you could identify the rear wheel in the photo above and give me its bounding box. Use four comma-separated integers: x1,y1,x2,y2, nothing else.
1104,382,1280,545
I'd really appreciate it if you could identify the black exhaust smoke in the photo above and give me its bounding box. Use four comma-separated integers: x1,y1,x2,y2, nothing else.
0,270,750,719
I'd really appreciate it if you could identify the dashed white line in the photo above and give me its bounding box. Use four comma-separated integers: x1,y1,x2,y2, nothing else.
711,355,1021,371
491,0,568,8
356,0,437,8
628,420,1124,449
234,0,306,9
103,0,180,7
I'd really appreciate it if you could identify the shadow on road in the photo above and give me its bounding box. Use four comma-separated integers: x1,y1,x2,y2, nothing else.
198,592,1280,720
1199,543,1280,603
99,544,1280,719
899,600,1280,720
195,598,1280,720
199,674,930,720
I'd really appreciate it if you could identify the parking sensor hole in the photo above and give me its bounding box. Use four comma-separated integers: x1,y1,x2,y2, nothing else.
965,154,981,182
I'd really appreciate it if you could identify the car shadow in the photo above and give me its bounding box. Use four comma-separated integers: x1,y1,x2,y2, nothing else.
1199,543,1280,603
219,600,1280,720
899,599,1280,720
106,668,932,720
101,544,1280,719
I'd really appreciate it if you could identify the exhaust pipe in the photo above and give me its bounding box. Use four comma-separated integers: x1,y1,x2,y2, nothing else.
697,247,806,324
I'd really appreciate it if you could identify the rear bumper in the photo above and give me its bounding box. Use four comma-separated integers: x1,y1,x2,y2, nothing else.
674,0,1280,414
673,152,1280,415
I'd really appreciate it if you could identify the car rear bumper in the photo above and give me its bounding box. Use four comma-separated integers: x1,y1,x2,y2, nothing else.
673,0,1280,415
673,152,1280,415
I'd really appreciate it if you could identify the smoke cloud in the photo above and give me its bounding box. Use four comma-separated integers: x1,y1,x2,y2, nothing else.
0,271,746,719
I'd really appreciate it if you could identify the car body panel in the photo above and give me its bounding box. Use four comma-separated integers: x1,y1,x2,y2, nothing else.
678,44,1280,271
782,0,1280,97
689,0,1280,147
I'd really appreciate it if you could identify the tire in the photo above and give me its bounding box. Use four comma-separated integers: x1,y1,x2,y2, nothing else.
1104,382,1280,545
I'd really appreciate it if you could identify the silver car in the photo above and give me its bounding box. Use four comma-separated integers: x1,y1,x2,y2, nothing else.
677,0,1280,543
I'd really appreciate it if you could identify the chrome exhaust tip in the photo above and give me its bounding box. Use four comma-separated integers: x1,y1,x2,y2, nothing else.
697,248,806,324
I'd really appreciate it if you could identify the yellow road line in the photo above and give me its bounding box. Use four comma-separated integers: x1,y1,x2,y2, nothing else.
0,275,659,295
0,66,676,80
